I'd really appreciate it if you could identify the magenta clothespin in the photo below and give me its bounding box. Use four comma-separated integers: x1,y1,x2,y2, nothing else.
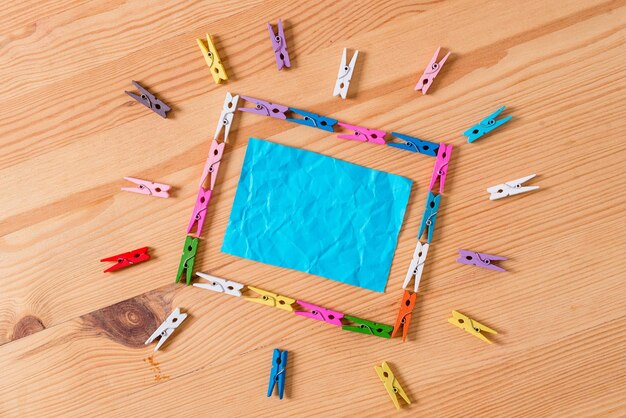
415,47,451,94
121,177,170,198
187,187,212,236
268,19,290,70
294,300,344,326
457,249,507,272
429,143,452,193
337,122,386,144
239,96,289,119
199,139,225,190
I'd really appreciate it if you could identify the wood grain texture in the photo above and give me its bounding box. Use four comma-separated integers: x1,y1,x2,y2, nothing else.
1,0,625,416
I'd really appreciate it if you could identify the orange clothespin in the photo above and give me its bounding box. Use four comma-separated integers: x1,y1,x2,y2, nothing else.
391,290,416,342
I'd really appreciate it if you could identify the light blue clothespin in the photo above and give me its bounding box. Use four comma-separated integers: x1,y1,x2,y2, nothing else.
463,106,512,143
286,107,338,132
387,132,440,157
417,192,441,243
267,348,288,399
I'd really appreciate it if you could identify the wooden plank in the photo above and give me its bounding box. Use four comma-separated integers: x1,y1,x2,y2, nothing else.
1,0,625,415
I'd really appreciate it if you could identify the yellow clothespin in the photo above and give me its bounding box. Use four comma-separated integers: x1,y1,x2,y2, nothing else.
374,362,411,410
448,310,497,344
245,286,295,312
196,33,228,84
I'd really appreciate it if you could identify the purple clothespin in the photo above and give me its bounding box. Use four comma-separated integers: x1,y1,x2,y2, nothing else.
457,249,507,272
337,122,387,144
239,96,289,119
125,81,171,118
294,301,344,326
268,19,290,70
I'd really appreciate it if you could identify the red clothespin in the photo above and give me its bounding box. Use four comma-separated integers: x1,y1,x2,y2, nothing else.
391,290,417,342
100,247,150,272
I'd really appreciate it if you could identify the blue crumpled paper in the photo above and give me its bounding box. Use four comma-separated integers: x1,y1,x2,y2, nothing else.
221,138,412,292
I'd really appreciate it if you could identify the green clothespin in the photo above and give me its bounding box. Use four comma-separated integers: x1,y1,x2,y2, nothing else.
341,315,393,339
176,235,199,285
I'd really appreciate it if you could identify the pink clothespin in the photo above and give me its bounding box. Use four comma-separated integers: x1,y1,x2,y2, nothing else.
121,177,170,198
187,187,212,236
337,122,386,145
294,300,344,326
199,139,225,190
415,47,451,94
429,144,452,193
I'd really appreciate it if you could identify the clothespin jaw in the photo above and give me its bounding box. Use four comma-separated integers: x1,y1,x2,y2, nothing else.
403,241,429,292
200,138,226,190
448,310,497,344
417,192,441,244
415,47,450,94
429,143,452,194
186,187,212,237
375,362,411,410
463,106,512,143
245,286,296,311
268,19,291,70
193,272,245,297
239,96,289,119
100,247,150,272
457,249,507,272
391,290,417,342
337,123,387,144
267,349,288,399
145,308,188,351
388,132,439,157
121,177,171,198
176,236,199,285
214,92,239,143
487,174,539,200
125,81,171,118
197,33,228,84
294,300,344,326
341,315,393,338
333,48,359,99
286,108,338,132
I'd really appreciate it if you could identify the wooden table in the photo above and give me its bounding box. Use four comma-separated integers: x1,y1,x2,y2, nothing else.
1,1,624,416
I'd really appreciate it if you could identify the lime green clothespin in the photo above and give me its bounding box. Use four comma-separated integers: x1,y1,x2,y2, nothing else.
341,315,393,338
176,235,199,285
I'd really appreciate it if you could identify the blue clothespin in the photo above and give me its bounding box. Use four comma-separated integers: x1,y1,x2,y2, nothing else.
417,192,441,243
286,107,338,132
388,132,439,157
267,348,288,399
463,106,512,143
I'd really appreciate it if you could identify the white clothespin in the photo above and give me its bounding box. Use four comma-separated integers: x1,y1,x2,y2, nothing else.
145,308,187,351
193,272,244,297
214,92,239,143
333,48,359,99
487,174,539,200
403,241,429,292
